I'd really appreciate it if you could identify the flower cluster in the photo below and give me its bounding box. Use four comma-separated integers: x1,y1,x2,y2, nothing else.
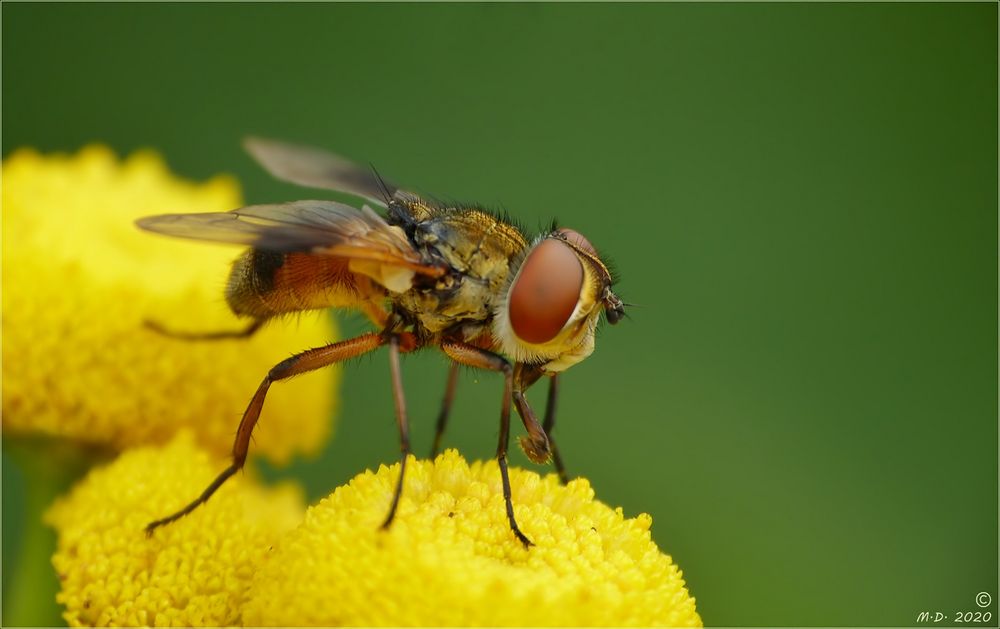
46,433,304,627
244,450,702,627
2,146,337,463
48,436,701,627
6,145,701,626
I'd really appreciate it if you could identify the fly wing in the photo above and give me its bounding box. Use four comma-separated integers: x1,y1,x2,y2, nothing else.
244,137,394,207
136,200,445,292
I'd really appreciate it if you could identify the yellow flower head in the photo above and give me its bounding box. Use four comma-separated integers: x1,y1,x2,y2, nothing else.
2,145,337,463
45,432,304,627
243,451,702,627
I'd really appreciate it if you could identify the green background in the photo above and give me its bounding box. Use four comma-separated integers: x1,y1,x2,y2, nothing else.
2,3,996,626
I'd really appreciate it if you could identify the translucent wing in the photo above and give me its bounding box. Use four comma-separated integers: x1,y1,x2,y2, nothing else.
136,200,445,292
244,137,395,207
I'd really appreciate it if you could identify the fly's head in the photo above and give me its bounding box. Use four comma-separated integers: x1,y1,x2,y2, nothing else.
493,227,623,374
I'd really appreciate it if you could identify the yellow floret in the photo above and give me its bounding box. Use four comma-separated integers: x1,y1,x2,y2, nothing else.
2,145,338,463
243,450,702,627
45,432,305,627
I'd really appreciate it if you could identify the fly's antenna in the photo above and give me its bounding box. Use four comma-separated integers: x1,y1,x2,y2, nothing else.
621,302,640,322
369,163,393,206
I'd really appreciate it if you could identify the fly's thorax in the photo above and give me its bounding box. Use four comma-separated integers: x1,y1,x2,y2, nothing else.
387,207,525,337
410,207,527,284
392,270,497,337
492,231,613,373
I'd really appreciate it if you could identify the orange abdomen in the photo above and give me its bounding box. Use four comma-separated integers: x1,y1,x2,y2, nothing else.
226,250,387,322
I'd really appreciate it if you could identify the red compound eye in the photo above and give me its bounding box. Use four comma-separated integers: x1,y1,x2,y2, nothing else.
508,239,583,344
557,228,597,256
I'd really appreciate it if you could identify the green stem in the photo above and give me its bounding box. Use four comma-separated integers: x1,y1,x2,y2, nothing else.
2,438,99,627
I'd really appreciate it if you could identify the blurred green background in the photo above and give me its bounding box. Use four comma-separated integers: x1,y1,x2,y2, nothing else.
2,3,996,626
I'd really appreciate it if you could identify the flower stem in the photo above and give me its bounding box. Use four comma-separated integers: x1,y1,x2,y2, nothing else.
2,438,100,627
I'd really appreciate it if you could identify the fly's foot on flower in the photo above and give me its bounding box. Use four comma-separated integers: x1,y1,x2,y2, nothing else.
510,521,534,548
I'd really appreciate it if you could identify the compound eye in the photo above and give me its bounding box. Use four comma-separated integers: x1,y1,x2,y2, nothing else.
508,239,583,344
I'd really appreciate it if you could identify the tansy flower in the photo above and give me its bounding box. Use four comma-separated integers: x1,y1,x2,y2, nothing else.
2,145,337,463
48,443,700,627
45,432,304,627
243,450,702,627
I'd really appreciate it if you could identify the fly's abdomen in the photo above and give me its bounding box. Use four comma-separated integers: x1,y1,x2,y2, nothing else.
226,249,385,318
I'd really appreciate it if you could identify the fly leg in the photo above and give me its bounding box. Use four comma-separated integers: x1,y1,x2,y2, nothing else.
145,332,385,535
382,334,416,529
429,362,460,458
511,364,551,466
543,375,569,484
512,366,568,484
441,341,533,547
144,317,266,340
